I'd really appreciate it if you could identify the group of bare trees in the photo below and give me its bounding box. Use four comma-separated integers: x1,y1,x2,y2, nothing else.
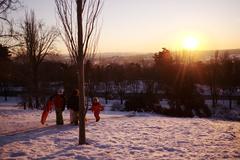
21,11,59,108
205,52,240,109
80,49,240,116
0,0,59,108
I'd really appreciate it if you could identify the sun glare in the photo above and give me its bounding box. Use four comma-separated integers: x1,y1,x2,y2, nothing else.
183,36,198,50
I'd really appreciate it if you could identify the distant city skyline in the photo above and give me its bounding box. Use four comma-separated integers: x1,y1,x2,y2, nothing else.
12,0,240,54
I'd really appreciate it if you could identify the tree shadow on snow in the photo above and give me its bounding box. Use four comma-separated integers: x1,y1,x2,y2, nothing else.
37,138,108,160
0,124,77,147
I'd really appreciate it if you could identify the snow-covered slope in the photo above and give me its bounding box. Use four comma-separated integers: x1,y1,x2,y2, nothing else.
0,106,240,160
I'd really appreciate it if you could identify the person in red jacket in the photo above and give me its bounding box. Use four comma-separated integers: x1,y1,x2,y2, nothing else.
53,89,65,125
91,97,104,122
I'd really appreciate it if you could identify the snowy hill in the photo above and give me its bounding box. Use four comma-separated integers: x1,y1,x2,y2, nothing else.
0,105,240,160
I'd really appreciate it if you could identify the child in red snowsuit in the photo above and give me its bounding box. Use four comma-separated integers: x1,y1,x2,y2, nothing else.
91,97,104,122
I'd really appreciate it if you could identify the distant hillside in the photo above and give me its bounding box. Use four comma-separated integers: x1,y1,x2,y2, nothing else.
193,49,240,61
95,53,154,65
57,49,240,65
96,49,240,65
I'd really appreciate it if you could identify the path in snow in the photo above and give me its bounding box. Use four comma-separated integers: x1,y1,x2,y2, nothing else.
0,106,240,160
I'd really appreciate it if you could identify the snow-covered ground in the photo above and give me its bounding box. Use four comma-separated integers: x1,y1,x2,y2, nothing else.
1,104,240,160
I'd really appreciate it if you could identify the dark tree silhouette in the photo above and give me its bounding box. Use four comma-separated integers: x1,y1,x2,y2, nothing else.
0,43,10,58
20,10,58,108
0,44,11,101
153,48,174,90
219,53,239,109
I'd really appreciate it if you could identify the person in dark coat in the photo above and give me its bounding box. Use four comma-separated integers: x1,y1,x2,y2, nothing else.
67,89,79,125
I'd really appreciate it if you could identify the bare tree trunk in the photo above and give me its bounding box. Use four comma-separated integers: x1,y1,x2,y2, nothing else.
211,52,219,108
211,86,216,108
120,93,123,105
33,66,40,108
77,62,86,145
3,84,7,101
228,89,233,110
229,97,232,109
77,0,86,145
28,96,33,109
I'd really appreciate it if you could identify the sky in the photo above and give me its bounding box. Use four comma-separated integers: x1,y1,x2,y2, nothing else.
12,0,240,54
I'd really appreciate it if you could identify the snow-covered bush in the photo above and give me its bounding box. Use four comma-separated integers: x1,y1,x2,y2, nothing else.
124,93,159,112
111,102,125,111
212,104,240,121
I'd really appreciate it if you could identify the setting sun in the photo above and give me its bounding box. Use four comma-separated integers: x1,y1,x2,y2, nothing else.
183,36,199,50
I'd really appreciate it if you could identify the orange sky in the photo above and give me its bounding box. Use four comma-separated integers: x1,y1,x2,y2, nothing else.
16,0,240,54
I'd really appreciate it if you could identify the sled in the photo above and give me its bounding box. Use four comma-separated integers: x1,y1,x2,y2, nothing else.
41,100,53,125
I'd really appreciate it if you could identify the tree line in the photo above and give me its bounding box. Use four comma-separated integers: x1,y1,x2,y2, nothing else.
1,46,240,112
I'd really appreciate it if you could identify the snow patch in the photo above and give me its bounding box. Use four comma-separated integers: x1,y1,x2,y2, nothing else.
0,105,240,159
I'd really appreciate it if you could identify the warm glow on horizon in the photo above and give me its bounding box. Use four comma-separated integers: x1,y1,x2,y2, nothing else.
182,36,199,50
19,0,240,55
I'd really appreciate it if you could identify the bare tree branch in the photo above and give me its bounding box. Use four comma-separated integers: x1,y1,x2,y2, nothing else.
0,0,21,47
55,0,102,63
0,0,20,11
0,0,20,30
